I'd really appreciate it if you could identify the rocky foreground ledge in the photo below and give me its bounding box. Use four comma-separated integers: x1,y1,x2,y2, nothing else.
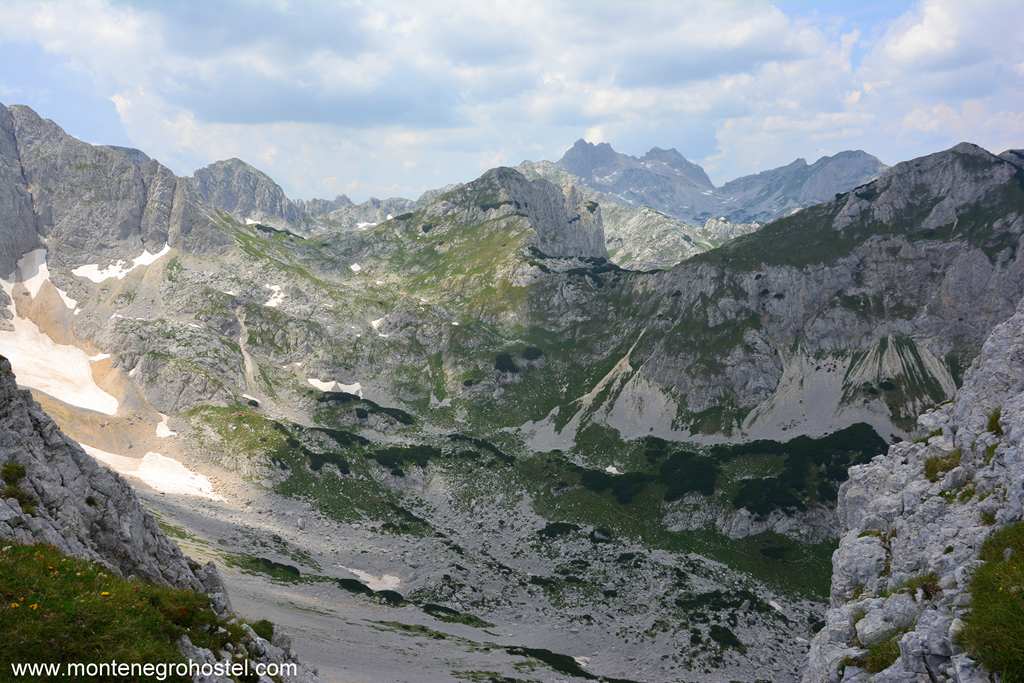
0,355,319,682
804,299,1024,681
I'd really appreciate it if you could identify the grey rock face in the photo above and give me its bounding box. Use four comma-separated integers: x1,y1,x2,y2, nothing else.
0,106,39,276
803,294,1024,681
190,158,303,231
2,102,228,267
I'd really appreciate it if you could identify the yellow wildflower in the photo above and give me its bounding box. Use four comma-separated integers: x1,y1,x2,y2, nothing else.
99,591,111,597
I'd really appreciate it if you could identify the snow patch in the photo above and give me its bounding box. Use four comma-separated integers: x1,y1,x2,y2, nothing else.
349,263,362,273
355,221,377,230
81,444,222,500
11,249,78,310
306,378,363,397
263,284,284,308
155,415,177,438
370,316,389,338
339,566,400,591
72,244,171,283
0,255,119,415
604,465,623,475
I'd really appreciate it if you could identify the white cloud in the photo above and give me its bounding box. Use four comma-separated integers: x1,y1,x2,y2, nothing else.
0,0,1020,198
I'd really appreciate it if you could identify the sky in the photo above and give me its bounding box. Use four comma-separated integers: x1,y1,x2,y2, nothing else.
0,0,1022,201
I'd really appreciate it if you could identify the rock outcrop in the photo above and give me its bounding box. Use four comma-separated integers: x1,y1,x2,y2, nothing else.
804,295,1024,681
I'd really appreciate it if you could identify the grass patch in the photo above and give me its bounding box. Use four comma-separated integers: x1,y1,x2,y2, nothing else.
924,449,961,482
901,572,941,600
960,522,1024,681
987,407,1004,436
0,544,249,680
223,554,303,584
1,461,35,515
842,634,902,674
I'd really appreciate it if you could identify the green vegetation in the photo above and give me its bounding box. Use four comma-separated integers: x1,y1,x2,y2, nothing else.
842,634,902,674
900,572,941,600
251,619,274,642
720,423,887,514
1,461,35,515
0,544,253,681
960,522,1024,681
223,554,303,584
518,451,835,597
708,624,744,652
924,449,961,482
987,407,1004,436
188,405,432,535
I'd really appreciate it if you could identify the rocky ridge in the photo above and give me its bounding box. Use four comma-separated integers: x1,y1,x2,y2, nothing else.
804,294,1024,681
553,138,885,225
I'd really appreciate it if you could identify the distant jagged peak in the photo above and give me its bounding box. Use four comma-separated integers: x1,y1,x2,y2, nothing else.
641,146,713,188
557,138,624,178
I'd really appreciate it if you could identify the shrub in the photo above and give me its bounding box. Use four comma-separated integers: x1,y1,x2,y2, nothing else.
494,353,519,374
981,510,997,526
842,634,902,674
987,408,1004,436
1,461,35,515
902,572,941,600
251,619,274,641
960,522,1024,681
924,449,961,482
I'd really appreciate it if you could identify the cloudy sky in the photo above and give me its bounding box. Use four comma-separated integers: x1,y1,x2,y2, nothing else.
1,0,1021,201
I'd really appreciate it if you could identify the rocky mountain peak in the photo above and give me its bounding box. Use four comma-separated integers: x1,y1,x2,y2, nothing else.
558,138,624,178
642,146,714,188
189,157,303,230
426,166,607,259
833,141,1020,233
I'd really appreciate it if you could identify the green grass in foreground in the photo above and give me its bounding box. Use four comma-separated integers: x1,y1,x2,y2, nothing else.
961,522,1024,681
0,544,256,682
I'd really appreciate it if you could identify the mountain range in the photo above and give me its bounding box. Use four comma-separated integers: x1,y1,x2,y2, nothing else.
1,100,1022,681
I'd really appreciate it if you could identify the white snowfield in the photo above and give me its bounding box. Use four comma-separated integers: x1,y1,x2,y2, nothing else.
15,249,78,310
306,377,363,397
81,444,222,500
72,243,171,283
1,252,119,415
263,284,284,308
155,415,177,438
339,565,400,591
